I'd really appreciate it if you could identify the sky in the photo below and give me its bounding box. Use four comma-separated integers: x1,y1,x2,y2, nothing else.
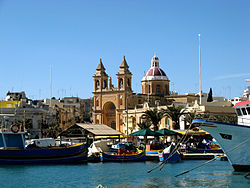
0,0,249,100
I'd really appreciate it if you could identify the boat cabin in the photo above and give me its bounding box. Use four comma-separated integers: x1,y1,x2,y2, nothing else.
234,100,250,126
0,132,26,149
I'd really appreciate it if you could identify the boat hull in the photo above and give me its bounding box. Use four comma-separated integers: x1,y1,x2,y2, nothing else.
100,151,146,162
193,119,250,171
0,143,88,164
158,152,181,162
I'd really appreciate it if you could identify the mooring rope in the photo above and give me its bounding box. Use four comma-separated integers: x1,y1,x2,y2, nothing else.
147,123,193,173
175,138,250,177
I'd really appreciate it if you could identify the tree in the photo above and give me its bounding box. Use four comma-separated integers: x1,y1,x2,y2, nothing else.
137,120,151,130
162,104,185,130
142,108,164,131
207,88,213,102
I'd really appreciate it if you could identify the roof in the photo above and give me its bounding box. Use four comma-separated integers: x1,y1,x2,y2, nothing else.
233,100,250,108
142,68,169,81
141,55,169,81
59,123,122,137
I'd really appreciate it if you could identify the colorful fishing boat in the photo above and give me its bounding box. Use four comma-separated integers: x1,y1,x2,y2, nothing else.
137,144,164,160
0,131,88,164
100,150,146,162
192,100,250,171
158,143,181,162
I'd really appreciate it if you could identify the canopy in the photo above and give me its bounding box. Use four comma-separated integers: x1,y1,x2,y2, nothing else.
59,123,122,137
129,129,161,136
156,128,179,136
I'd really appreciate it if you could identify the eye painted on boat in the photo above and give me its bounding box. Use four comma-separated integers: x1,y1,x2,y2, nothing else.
219,133,232,140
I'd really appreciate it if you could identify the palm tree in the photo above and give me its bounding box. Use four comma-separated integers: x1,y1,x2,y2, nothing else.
137,120,151,130
162,104,185,130
142,108,164,131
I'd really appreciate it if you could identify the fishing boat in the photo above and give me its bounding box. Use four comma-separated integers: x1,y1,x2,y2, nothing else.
158,143,181,162
100,150,146,162
186,139,223,153
0,130,88,164
192,100,250,171
137,143,164,160
100,142,146,162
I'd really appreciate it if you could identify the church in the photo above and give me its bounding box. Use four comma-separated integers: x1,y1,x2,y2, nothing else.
92,54,180,134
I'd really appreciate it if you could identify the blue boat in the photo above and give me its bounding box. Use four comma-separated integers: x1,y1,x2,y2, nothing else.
0,132,88,164
158,152,182,162
100,150,146,162
158,143,181,162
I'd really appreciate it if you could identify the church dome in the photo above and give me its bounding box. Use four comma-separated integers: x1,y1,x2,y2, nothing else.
142,55,169,81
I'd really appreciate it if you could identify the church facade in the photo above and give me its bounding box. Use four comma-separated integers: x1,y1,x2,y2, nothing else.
92,55,173,133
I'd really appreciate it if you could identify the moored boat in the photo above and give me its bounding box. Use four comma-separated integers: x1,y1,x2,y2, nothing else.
192,100,250,171
100,150,146,162
158,143,181,162
0,131,88,164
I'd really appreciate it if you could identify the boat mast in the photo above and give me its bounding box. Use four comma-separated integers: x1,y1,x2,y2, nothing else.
199,34,202,105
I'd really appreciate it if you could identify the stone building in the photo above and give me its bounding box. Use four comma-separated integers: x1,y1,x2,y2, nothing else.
92,55,175,133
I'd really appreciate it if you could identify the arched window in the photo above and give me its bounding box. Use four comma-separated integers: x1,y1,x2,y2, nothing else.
96,80,100,89
110,104,116,110
103,80,107,89
96,100,99,106
119,79,123,89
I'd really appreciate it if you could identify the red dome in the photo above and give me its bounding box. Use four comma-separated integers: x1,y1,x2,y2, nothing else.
142,67,169,81
142,55,169,81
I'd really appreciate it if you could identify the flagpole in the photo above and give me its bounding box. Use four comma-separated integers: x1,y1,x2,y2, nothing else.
199,34,202,105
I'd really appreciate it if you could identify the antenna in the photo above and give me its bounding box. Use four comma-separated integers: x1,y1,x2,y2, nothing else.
198,34,202,105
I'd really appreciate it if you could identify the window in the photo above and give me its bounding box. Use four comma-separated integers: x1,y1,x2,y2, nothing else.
96,80,100,89
241,108,247,115
119,79,123,89
246,107,250,115
110,105,116,110
236,108,242,116
103,80,107,89
156,85,161,94
148,85,151,93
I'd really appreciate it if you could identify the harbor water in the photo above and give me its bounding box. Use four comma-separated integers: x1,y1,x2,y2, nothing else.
0,160,249,188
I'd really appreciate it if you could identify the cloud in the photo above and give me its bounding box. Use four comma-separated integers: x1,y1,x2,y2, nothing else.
214,73,250,80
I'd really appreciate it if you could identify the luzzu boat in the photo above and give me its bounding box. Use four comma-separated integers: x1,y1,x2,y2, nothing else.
100,143,146,162
192,100,250,171
0,131,88,164
138,144,164,160
100,150,146,162
158,143,181,162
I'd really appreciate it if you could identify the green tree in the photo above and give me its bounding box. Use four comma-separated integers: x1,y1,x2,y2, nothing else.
162,104,185,130
207,88,213,102
137,120,151,130
142,108,164,131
